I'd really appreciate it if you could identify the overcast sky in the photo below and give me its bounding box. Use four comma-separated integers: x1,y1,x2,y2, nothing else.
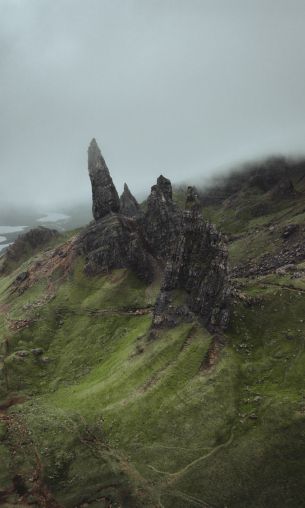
1,0,305,207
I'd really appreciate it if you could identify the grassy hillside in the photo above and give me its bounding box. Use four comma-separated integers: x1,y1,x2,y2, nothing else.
1,164,305,506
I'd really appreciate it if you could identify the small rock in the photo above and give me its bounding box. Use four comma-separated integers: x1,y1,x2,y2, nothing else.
15,271,29,283
31,348,44,356
286,333,295,340
253,395,262,402
282,223,299,239
16,350,29,357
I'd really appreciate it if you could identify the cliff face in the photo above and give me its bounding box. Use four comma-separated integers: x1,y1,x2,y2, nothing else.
143,175,182,260
82,139,230,330
152,189,229,331
79,214,154,283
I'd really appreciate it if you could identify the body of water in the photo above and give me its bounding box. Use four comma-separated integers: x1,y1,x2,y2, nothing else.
0,226,27,234
37,212,70,223
0,243,12,252
0,212,71,254
0,226,28,253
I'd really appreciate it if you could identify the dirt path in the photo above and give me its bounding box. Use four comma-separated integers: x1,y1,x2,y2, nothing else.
5,305,154,334
161,488,214,508
148,426,234,480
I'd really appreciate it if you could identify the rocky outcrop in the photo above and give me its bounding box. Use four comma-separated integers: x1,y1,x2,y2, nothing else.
78,214,154,283
152,188,230,331
120,183,140,217
143,175,182,259
82,140,154,282
81,140,230,330
88,138,120,220
185,185,201,211
1,226,59,273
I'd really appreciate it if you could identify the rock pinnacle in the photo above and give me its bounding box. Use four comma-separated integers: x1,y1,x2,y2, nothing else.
88,138,120,220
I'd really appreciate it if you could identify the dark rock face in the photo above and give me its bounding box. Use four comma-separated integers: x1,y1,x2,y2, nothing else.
152,291,195,330
152,191,230,331
88,138,120,220
120,183,140,217
185,186,201,211
78,214,154,283
143,175,182,259
81,140,230,330
156,175,173,200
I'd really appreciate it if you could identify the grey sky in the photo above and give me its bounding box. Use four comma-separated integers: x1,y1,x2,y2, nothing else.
1,0,305,207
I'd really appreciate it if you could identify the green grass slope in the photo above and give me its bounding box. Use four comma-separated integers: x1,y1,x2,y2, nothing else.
1,178,305,506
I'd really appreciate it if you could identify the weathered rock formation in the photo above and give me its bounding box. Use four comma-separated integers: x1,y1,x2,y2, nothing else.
80,140,155,282
81,139,230,330
78,214,154,283
152,188,230,331
143,175,182,260
185,185,201,212
120,183,140,217
88,138,120,220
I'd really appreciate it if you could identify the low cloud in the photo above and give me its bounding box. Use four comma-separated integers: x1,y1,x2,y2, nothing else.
1,0,305,207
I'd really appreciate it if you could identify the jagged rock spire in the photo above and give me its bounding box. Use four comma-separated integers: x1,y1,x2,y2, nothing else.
185,186,201,213
120,183,140,217
88,138,120,221
144,175,182,259
81,148,230,330
157,175,172,201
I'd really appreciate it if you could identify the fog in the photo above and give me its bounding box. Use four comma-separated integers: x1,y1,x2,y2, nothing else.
1,0,305,208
